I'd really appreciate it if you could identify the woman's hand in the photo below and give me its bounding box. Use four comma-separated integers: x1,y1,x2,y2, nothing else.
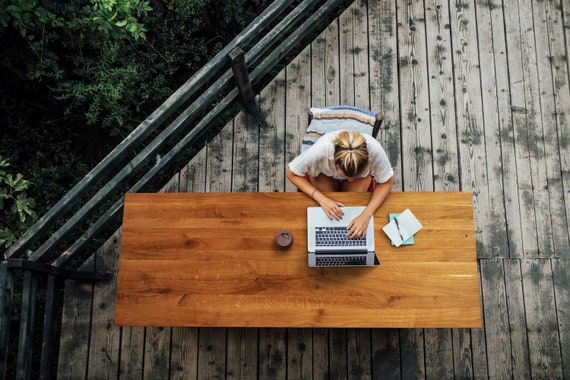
346,176,394,238
314,193,345,220
347,212,372,238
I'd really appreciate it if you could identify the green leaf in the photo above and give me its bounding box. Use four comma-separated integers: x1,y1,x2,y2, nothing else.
15,193,38,223
5,173,31,192
0,228,17,250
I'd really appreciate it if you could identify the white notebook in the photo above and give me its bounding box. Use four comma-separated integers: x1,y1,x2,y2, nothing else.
382,209,423,247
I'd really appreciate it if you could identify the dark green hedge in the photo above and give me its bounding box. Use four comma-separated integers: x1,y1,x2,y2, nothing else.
0,0,271,248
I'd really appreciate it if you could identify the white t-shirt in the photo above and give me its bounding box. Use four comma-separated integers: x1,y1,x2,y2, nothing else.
288,130,394,183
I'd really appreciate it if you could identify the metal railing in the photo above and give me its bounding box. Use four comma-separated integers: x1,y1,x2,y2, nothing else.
0,0,350,377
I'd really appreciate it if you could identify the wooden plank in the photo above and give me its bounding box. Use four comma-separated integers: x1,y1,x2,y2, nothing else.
311,20,341,106
311,29,327,107
397,0,433,192
287,328,312,379
565,3,570,84
339,0,370,108
479,259,512,378
39,276,62,379
367,0,401,190
226,328,258,379
57,257,94,378
371,329,400,379
169,328,198,379
424,329,454,379
197,328,226,379
351,0,370,109
16,272,38,379
325,18,340,106
453,328,476,379
521,259,562,379
86,232,122,379
474,0,521,258
206,120,234,193
180,149,207,193
258,70,286,192
469,262,487,378
471,0,510,258
553,2,570,259
552,259,570,380
329,329,347,379
339,1,356,106
514,0,555,258
258,328,287,379
284,46,311,193
143,327,171,378
0,262,15,378
118,327,145,379
425,0,459,193
502,0,540,257
232,111,259,193
450,0,495,260
503,259,531,378
347,328,372,379
532,0,570,257
312,329,329,379
399,329,425,379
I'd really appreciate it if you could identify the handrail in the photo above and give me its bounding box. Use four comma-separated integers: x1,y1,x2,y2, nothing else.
6,259,111,281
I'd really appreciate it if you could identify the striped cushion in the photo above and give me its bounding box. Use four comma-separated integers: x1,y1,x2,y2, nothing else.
301,106,376,153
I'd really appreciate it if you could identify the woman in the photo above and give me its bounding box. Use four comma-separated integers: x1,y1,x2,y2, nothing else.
286,130,394,238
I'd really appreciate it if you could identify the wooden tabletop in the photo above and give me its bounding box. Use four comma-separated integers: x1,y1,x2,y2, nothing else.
115,191,481,328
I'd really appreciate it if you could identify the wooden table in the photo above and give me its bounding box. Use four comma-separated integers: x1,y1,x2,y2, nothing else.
115,192,481,328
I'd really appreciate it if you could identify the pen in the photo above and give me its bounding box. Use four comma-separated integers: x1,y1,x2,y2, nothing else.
394,217,405,242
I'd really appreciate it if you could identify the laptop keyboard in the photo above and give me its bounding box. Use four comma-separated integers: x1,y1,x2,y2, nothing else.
315,226,366,247
316,256,367,266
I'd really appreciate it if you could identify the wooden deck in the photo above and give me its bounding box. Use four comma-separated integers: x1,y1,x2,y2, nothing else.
57,0,570,378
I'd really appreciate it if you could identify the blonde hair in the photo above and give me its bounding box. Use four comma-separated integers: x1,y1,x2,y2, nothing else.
333,131,369,177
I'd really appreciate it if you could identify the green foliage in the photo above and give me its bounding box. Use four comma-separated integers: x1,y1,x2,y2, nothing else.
0,0,56,33
91,0,152,40
0,0,272,221
0,157,38,250
1,0,271,143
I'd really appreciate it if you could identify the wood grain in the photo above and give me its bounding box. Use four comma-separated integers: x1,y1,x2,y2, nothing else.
116,192,480,328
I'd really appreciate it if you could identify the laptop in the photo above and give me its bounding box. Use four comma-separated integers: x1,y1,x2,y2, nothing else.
307,206,380,267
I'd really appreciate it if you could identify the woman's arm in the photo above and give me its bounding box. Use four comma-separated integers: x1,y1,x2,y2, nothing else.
347,176,394,237
286,167,345,220
286,167,317,196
